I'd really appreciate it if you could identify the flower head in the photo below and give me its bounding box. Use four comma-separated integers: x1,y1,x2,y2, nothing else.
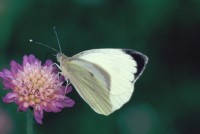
0,54,75,124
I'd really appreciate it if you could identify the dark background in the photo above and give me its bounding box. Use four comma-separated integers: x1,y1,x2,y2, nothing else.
0,0,200,134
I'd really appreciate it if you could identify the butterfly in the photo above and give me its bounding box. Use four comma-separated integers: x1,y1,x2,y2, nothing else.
30,28,148,115
56,49,148,115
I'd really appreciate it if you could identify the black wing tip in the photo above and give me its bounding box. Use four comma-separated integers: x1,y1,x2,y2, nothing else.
123,49,148,81
123,49,148,63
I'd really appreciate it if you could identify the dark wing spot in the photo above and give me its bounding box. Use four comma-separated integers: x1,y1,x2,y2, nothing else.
89,72,94,77
123,49,148,81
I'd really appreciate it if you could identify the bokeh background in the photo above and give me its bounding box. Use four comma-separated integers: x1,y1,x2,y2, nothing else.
0,0,200,134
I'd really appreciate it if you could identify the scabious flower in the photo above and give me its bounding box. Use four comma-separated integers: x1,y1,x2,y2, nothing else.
0,54,75,124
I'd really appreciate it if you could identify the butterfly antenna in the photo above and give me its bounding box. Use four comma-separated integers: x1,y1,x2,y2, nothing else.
53,27,62,53
29,39,59,53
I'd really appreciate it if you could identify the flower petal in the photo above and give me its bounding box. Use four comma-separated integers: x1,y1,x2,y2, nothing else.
0,69,12,79
0,71,5,79
59,75,65,82
63,97,75,107
23,54,39,65
45,102,62,113
17,103,28,112
2,81,13,89
22,55,29,66
53,96,75,108
28,55,36,64
52,94,65,100
34,105,44,124
54,101,65,109
43,60,59,73
65,86,72,94
44,60,53,67
2,93,19,103
56,85,72,94
10,60,22,75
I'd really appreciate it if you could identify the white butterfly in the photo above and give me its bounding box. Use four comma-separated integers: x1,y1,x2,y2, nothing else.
56,49,148,115
30,29,148,115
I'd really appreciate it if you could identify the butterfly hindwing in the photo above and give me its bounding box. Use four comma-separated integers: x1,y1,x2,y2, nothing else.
61,59,112,115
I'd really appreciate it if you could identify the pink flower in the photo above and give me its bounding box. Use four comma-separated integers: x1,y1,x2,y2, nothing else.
0,54,75,124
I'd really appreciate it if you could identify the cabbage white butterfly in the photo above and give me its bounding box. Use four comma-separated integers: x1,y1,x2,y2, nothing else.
56,49,148,115
30,28,148,115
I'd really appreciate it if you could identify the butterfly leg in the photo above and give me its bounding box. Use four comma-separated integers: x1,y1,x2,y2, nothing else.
55,71,71,91
49,63,71,93
56,71,71,94
65,81,71,94
50,63,61,70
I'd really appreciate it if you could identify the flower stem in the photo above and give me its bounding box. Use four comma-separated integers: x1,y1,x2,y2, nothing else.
27,109,33,134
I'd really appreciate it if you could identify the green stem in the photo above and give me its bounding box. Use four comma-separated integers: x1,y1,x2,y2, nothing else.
27,109,33,134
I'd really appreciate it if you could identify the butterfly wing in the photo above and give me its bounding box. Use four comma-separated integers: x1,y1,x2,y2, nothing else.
63,59,113,115
73,49,148,82
63,49,148,115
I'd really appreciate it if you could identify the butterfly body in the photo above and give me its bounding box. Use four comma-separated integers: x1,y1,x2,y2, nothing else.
56,49,148,115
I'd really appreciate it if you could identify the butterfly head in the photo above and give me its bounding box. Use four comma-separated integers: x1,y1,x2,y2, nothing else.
56,53,68,63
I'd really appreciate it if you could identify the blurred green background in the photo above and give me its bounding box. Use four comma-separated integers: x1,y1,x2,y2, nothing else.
0,0,200,134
